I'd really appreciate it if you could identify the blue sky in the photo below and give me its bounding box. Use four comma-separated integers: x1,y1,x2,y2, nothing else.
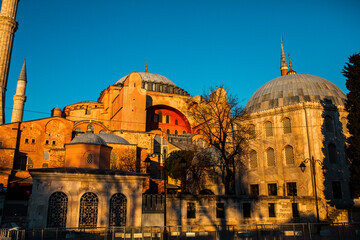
3,0,360,122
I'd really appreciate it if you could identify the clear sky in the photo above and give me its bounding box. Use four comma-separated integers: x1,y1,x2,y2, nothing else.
3,0,360,122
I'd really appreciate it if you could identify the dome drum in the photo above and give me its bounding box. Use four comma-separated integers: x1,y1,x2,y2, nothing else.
116,72,189,96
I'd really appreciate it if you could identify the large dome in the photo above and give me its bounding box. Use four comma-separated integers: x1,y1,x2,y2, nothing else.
245,74,346,113
115,72,176,86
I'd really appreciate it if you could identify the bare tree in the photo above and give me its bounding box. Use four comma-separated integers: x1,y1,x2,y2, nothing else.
117,150,137,172
187,87,248,194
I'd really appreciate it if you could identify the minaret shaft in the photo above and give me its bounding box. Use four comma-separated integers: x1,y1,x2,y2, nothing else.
0,0,19,124
280,38,288,76
11,60,26,123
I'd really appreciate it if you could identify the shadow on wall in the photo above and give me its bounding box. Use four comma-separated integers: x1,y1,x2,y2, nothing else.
320,99,353,222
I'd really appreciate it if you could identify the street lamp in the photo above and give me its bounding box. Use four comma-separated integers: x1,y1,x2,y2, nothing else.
299,156,327,223
144,156,151,173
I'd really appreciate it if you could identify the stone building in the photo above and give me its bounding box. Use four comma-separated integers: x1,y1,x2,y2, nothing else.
0,0,353,226
27,129,147,228
236,41,352,223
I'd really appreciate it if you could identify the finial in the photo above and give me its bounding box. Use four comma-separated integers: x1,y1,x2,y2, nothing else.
287,54,297,75
145,62,148,72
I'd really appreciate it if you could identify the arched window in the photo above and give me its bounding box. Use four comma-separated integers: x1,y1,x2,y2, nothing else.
175,130,178,135
285,145,294,165
249,124,256,139
158,111,163,123
183,130,186,134
283,118,291,134
267,148,275,167
265,122,273,137
325,116,334,133
341,118,348,134
175,119,178,125
166,115,170,124
166,129,170,134
109,193,127,227
249,150,257,169
328,143,337,163
79,192,98,228
47,192,68,228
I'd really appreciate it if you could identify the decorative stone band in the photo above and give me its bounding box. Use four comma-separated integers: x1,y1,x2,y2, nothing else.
0,16,18,32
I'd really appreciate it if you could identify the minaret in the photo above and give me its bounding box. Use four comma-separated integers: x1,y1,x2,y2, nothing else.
280,38,288,76
11,59,26,123
0,0,20,124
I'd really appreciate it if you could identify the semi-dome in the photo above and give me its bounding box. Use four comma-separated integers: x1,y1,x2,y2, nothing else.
68,132,108,146
115,72,176,86
97,132,130,145
245,74,346,113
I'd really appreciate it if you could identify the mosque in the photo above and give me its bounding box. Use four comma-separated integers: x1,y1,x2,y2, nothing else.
0,0,354,229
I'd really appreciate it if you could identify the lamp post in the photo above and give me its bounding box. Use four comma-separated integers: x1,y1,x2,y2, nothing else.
299,156,327,223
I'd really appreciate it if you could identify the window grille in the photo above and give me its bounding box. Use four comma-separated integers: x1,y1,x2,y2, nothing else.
109,193,127,227
286,182,297,196
267,148,275,167
325,116,334,132
265,122,273,137
187,202,195,219
86,153,94,164
328,143,337,163
285,145,294,165
79,192,98,228
47,192,68,228
283,118,291,134
268,183,277,196
250,150,257,168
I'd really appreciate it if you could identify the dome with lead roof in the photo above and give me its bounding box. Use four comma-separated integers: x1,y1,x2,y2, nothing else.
245,73,346,113
68,132,108,146
115,72,176,86
97,132,130,145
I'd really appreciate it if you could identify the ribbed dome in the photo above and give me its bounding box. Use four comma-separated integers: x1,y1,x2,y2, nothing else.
245,74,346,113
115,72,176,86
97,132,130,145
68,133,108,146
